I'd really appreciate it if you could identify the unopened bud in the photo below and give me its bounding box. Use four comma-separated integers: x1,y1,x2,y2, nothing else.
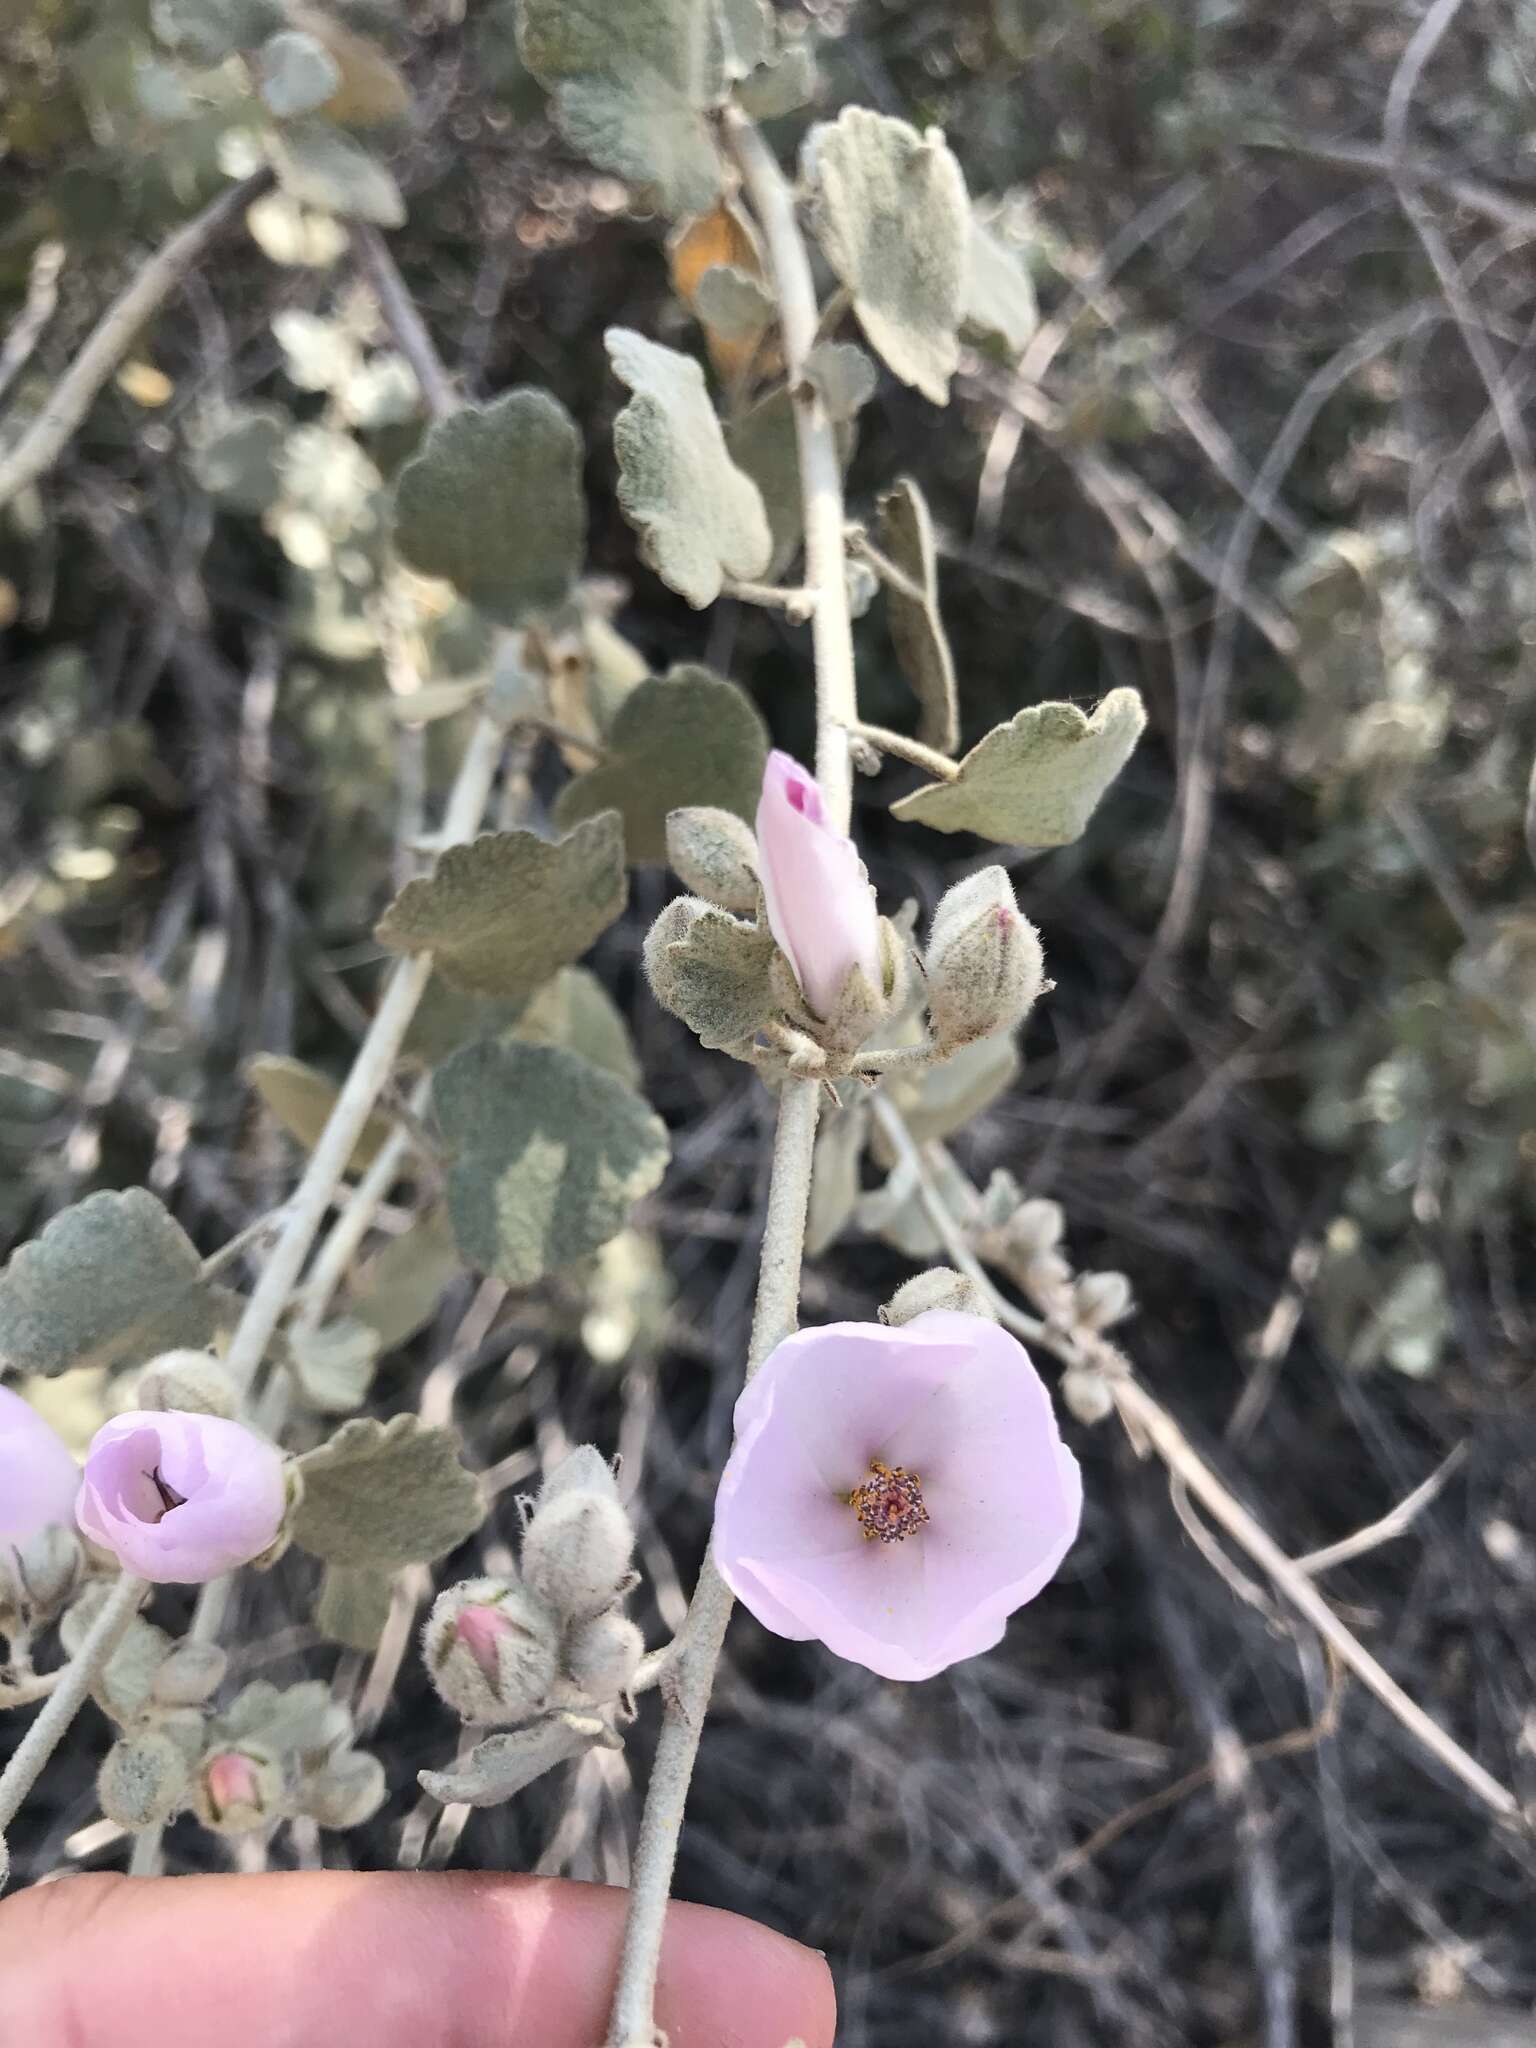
98,1732,190,1828
1073,1271,1134,1332
665,807,759,914
1011,1198,1065,1254
135,1350,238,1420
565,1611,644,1701
424,1577,559,1726
880,1269,995,1326
924,868,1045,1049
536,1446,621,1512
523,1491,635,1624
2,1525,83,1625
151,1639,228,1708
299,1748,387,1830
1060,1365,1115,1426
194,1745,285,1834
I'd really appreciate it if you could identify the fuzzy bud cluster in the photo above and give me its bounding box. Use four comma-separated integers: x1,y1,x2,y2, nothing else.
881,1267,995,1326
423,1445,643,1740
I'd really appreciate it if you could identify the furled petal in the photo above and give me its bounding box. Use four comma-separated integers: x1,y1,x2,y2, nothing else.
754,750,883,1018
77,1410,286,1584
715,1311,1082,1682
0,1385,81,1545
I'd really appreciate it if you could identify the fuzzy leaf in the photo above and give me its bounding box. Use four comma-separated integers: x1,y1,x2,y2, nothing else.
271,120,404,226
61,1590,173,1723
217,1678,349,1756
350,1204,462,1350
247,1054,392,1175
419,1716,611,1807
645,899,776,1050
736,39,816,119
693,263,774,341
805,1100,869,1256
554,666,768,862
892,688,1146,844
804,341,877,422
288,1316,381,1414
314,1564,395,1651
392,389,585,625
435,1041,669,1287
896,1030,1020,1144
257,29,340,117
376,813,627,999
190,405,288,512
877,476,958,754
294,10,410,126
668,201,769,386
606,329,771,607
806,108,968,405
964,214,1038,355
513,967,641,1089
0,1189,217,1378
151,0,283,61
401,979,526,1066
725,388,853,580
517,0,725,217
292,1414,485,1570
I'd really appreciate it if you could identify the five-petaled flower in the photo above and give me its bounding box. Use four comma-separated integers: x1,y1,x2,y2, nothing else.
0,1385,81,1546
713,1311,1082,1682
76,1409,287,1584
755,749,883,1020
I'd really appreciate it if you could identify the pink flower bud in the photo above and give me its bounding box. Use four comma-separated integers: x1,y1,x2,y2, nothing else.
0,1385,81,1545
206,1751,262,1814
76,1410,286,1584
755,750,883,1020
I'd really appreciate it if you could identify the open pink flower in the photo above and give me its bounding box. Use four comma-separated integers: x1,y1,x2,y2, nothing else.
755,750,883,1019
76,1410,286,1584
714,1311,1082,1682
0,1385,80,1545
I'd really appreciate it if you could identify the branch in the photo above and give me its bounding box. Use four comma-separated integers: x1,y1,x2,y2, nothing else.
868,1094,1524,1829
0,1574,144,1852
604,109,861,2048
0,174,271,511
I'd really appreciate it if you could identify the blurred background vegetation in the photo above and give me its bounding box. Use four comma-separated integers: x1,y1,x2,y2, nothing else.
3,2,1536,2043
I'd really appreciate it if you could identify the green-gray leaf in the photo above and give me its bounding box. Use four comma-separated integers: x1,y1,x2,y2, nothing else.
964,214,1039,355
693,263,774,342
288,1316,381,1414
151,0,283,62
61,1590,173,1723
435,1041,669,1286
375,813,627,999
876,476,958,754
513,967,641,1089
350,1204,463,1350
805,1100,869,1256
891,688,1147,844
895,1029,1019,1143
257,29,340,118
0,1188,217,1377
735,39,816,120
292,1414,485,1570
517,0,724,217
804,341,877,422
806,107,968,406
271,120,404,227
725,386,855,582
419,1716,611,1807
606,328,771,607
314,1564,395,1651
247,1054,393,1176
392,389,586,625
553,666,769,863
644,898,776,1050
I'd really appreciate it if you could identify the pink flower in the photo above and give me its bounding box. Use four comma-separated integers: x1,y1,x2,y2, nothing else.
755,750,883,1019
0,1385,81,1545
76,1410,286,1584
713,1311,1082,1682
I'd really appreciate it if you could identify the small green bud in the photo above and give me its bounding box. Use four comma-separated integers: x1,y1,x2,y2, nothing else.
135,1350,238,1419
565,1611,644,1701
880,1268,995,1326
151,1639,228,1708
423,1577,559,1725
98,1732,190,1829
298,1748,387,1830
523,1492,635,1625
665,808,759,914
1073,1271,1134,1332
924,867,1045,1049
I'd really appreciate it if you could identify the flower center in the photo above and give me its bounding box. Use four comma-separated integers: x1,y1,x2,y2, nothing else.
848,1460,929,1545
147,1465,186,1522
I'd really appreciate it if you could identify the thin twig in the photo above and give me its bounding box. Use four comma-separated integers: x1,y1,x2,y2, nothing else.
0,241,64,409
353,224,458,422
844,721,960,782
868,1093,1525,1828
0,175,271,510
1295,1444,1468,1580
